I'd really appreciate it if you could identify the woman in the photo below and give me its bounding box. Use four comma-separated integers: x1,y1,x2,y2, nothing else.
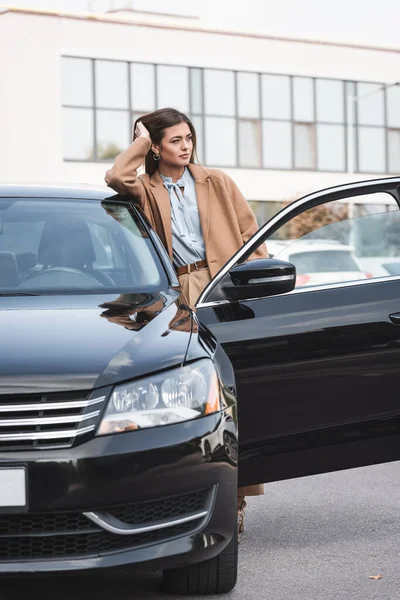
105,107,267,540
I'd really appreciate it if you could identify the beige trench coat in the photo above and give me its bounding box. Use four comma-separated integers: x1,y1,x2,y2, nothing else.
105,137,266,497
104,136,267,277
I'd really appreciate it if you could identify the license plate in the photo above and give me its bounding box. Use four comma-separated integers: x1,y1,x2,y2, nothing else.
0,468,27,508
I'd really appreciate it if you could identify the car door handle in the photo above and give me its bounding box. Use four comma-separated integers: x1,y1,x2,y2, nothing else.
389,312,400,324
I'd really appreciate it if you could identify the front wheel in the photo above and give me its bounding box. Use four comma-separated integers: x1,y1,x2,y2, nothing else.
162,525,238,595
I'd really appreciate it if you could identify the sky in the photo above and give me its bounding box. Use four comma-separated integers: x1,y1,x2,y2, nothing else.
2,0,400,48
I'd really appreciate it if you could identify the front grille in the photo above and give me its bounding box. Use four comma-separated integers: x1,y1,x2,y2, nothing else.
0,489,211,561
0,521,196,560
0,390,106,450
0,512,98,536
107,488,208,523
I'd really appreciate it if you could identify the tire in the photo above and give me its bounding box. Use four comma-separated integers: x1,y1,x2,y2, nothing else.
223,432,238,466
204,440,212,462
162,525,238,595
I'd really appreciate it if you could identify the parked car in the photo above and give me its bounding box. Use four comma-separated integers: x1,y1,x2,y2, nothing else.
1,176,400,595
0,187,241,595
356,256,400,278
268,239,369,286
200,412,238,465
381,260,400,275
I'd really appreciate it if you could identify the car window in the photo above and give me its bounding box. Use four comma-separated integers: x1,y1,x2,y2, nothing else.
0,197,168,295
88,223,115,268
287,250,360,273
267,192,400,288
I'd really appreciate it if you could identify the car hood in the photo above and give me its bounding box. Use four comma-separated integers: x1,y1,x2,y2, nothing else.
0,291,193,394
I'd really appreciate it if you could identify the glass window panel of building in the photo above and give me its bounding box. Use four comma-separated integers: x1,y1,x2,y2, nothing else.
317,125,345,171
316,79,344,123
238,120,262,167
237,72,260,118
204,70,235,116
262,121,292,169
156,65,189,113
356,82,385,126
387,85,400,128
96,110,130,160
293,77,314,123
205,117,236,166
130,63,156,111
190,68,203,114
261,74,291,120
358,127,386,173
294,123,316,169
95,60,129,109
388,129,400,174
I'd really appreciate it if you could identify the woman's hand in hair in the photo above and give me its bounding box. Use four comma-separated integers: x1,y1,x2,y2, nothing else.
134,121,151,142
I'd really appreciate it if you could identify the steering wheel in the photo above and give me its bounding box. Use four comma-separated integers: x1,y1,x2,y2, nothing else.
20,267,107,288
86,269,115,286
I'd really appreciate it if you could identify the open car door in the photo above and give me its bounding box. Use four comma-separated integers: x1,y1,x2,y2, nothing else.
196,177,400,488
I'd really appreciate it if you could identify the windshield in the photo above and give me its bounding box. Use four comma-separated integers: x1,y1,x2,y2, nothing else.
288,250,360,273
0,197,167,295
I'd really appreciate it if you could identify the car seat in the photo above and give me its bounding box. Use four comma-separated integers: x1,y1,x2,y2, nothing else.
35,219,114,286
16,252,38,274
0,251,20,288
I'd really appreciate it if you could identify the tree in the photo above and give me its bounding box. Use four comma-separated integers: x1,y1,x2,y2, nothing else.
97,142,123,161
278,199,350,244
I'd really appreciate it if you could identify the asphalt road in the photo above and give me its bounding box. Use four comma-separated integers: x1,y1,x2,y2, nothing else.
2,461,400,600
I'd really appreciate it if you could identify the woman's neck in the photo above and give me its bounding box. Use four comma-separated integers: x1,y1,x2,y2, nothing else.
158,163,185,183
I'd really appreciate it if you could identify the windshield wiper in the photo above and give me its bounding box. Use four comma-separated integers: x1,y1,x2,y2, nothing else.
0,292,41,296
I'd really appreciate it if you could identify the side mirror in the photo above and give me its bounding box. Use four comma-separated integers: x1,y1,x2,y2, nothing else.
205,258,296,303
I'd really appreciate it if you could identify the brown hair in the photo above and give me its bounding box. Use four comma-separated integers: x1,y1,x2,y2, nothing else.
133,108,198,176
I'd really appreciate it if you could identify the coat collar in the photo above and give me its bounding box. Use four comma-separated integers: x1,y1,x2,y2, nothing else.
148,162,209,187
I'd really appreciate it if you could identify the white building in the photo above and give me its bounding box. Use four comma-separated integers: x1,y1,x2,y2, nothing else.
1,4,400,223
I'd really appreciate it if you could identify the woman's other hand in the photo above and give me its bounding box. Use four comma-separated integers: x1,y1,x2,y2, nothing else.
134,121,151,142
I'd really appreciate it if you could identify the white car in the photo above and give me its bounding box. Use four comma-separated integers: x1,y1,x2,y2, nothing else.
269,239,369,287
356,256,400,278
200,413,237,466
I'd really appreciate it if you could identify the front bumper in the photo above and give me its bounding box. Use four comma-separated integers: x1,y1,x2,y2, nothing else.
0,411,237,574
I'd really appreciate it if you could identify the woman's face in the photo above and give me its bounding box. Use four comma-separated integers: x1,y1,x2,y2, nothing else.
154,122,193,169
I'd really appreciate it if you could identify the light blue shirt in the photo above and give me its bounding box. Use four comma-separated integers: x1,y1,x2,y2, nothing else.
160,168,206,267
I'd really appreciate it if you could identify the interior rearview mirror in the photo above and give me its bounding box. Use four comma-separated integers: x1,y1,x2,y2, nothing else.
204,258,296,304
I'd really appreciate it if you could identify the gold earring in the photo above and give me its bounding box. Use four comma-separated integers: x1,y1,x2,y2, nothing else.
153,152,160,161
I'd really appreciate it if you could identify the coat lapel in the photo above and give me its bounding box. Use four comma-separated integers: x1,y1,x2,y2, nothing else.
189,163,210,245
149,170,173,258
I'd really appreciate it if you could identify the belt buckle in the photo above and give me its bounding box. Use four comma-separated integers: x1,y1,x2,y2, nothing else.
188,262,198,274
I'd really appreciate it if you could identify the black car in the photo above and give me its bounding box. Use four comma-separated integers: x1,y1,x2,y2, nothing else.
1,177,400,595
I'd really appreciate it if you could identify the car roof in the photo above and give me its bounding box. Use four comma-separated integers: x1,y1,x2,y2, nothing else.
0,183,118,201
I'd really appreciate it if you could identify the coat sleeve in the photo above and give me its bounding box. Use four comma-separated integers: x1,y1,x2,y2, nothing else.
224,174,269,259
104,137,151,206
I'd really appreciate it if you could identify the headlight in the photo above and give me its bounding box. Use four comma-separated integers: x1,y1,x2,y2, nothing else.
97,359,220,435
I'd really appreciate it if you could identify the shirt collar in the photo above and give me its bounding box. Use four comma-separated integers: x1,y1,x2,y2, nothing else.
160,167,189,186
